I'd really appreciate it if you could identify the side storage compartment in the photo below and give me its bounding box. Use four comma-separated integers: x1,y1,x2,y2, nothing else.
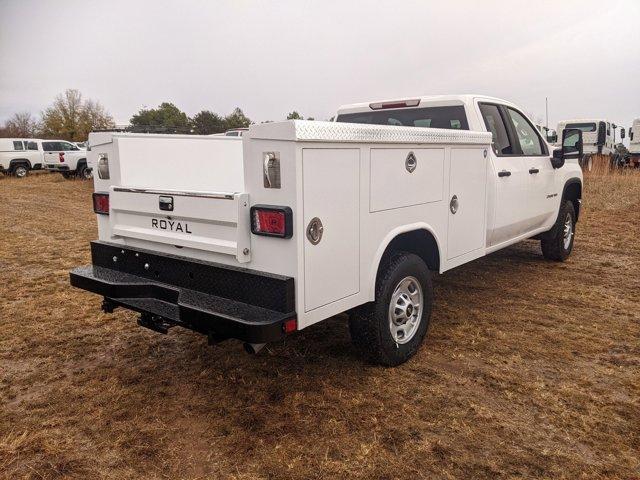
302,148,360,311
446,147,487,259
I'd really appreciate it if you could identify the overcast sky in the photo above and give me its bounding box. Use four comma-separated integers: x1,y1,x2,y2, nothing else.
1,0,639,131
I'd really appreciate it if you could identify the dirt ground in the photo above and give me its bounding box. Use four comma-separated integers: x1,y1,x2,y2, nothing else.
1,171,639,480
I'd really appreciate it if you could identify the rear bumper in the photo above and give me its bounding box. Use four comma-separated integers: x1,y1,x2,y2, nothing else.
70,241,296,343
45,164,70,171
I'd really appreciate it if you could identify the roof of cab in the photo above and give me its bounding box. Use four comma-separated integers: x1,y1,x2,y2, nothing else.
336,94,518,115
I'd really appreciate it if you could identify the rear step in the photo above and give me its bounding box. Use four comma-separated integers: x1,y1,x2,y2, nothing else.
70,242,296,344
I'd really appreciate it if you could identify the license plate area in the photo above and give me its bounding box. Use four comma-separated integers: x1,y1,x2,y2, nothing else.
109,187,251,263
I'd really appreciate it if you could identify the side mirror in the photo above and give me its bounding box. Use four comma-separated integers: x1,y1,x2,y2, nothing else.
547,129,557,144
621,128,626,140
551,128,582,169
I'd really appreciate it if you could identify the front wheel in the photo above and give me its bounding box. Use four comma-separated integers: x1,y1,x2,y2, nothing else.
349,252,433,366
541,200,576,261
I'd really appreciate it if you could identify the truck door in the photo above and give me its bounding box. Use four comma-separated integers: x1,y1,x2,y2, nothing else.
302,148,360,312
503,107,557,230
479,103,531,246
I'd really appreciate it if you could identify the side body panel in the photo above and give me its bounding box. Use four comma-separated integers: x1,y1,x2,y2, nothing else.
302,148,360,311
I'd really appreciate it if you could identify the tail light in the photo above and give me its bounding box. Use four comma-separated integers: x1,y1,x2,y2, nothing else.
59,152,65,162
250,205,292,238
92,192,110,215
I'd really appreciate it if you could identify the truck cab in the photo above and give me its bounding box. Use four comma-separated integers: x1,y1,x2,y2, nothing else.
556,119,620,170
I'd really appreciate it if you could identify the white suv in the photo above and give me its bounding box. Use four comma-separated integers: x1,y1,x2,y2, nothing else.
42,140,92,179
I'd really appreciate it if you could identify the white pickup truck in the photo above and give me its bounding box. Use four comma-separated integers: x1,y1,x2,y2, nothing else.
0,138,44,177
70,95,584,366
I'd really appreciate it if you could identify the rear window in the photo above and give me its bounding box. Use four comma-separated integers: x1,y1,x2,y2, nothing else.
336,105,469,130
26,141,38,151
42,141,59,151
565,123,596,132
13,141,24,150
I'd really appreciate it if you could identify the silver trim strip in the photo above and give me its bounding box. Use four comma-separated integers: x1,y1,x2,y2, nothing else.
113,187,237,200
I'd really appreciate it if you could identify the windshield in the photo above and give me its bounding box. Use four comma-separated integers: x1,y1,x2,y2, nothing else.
565,122,596,132
336,105,469,130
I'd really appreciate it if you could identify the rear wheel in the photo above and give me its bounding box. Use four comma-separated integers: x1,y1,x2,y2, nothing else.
78,165,93,180
541,200,576,261
349,252,433,366
13,164,28,178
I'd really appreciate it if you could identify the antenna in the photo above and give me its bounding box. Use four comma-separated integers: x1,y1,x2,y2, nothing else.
545,97,549,130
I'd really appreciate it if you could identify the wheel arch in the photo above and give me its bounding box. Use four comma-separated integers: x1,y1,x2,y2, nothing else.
9,158,32,170
369,224,442,301
562,178,582,222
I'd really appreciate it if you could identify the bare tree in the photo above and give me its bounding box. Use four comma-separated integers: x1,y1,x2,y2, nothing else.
2,112,39,137
41,89,114,141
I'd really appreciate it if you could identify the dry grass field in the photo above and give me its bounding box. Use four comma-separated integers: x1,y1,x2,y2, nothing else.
1,171,639,479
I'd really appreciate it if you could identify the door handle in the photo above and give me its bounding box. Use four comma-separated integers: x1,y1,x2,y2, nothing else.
498,170,511,177
529,168,540,174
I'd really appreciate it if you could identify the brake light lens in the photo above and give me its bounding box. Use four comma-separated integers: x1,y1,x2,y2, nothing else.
59,152,65,162
250,205,293,238
93,192,110,215
369,99,420,110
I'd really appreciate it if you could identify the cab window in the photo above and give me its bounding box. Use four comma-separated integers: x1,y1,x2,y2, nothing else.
479,103,512,155
336,105,469,130
26,141,38,151
506,108,544,156
13,141,24,150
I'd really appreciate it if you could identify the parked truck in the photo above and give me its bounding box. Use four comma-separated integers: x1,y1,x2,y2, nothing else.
0,138,44,177
629,118,640,168
70,95,583,366
556,119,619,171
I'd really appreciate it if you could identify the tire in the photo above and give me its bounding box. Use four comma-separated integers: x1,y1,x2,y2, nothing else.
541,200,576,262
13,164,28,178
349,252,433,366
78,165,93,180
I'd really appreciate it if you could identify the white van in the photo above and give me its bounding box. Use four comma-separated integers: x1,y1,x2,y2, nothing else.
0,138,44,177
556,119,620,170
629,118,640,167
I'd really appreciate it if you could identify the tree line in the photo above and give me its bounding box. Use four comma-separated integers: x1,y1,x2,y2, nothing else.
0,89,318,140
0,89,115,141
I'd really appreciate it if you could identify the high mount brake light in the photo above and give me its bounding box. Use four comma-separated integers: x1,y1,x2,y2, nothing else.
93,192,110,215
250,205,293,238
369,99,420,110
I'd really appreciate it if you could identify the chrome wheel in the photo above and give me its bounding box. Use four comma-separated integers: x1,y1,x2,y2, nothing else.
14,166,27,178
388,276,423,344
563,212,573,250
81,167,93,180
